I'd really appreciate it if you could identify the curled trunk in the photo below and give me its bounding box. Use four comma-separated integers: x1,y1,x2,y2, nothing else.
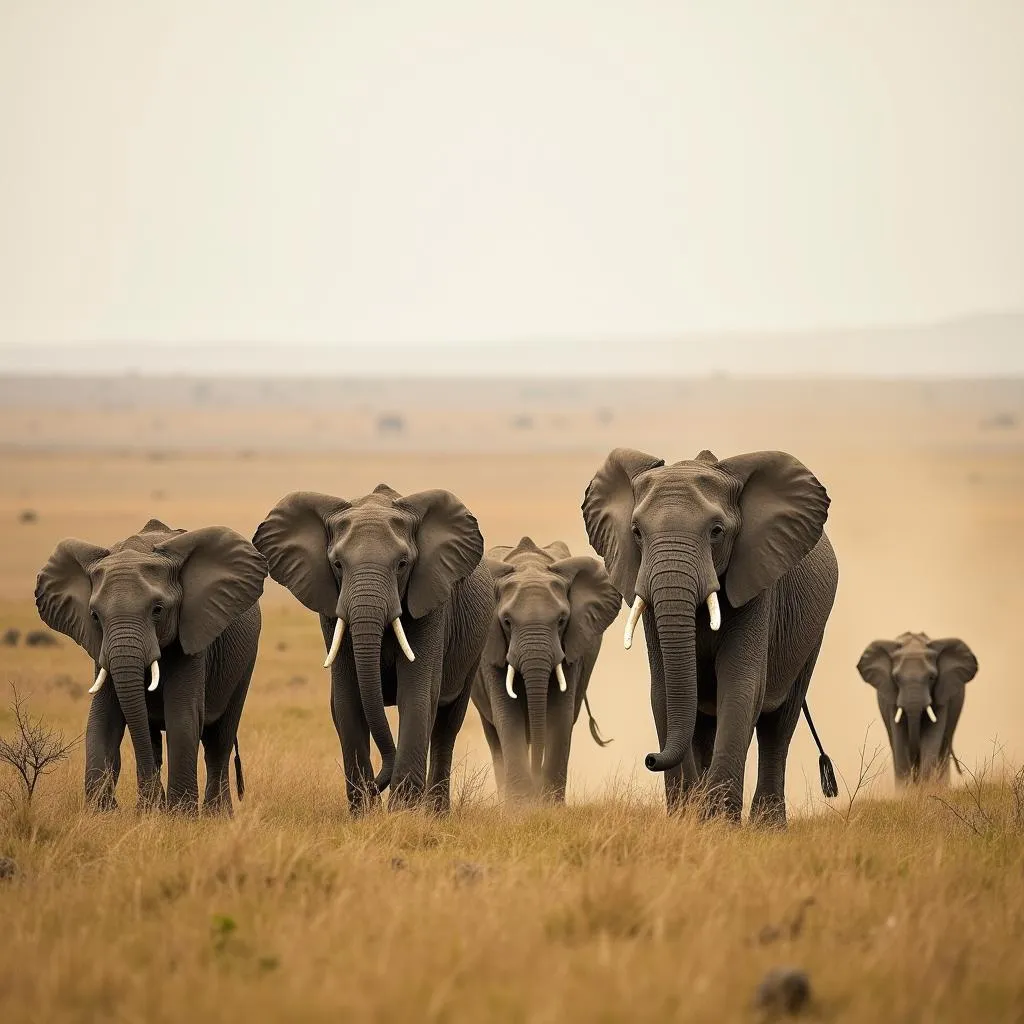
644,559,699,774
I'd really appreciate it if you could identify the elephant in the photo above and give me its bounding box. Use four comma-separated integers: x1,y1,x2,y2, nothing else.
857,632,977,785
471,537,621,801
34,519,267,813
582,448,839,824
253,483,493,814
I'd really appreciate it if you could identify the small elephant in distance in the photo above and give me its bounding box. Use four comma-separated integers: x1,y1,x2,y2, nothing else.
253,484,494,814
35,519,267,813
472,538,621,801
857,632,978,785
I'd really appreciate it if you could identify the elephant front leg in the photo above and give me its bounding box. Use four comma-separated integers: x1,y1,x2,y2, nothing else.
163,659,205,814
330,644,380,816
707,637,766,821
84,677,126,810
390,649,442,809
541,687,577,802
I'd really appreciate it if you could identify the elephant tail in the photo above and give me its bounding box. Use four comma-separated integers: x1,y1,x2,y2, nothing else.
234,738,245,801
584,693,613,748
802,701,838,798
949,746,964,776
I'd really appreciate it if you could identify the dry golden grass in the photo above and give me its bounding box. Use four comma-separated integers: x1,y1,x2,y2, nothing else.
3,381,1024,1020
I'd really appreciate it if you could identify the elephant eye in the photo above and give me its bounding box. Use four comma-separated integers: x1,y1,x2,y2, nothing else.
502,616,512,630
558,614,568,629
152,604,164,618
710,523,725,540
631,523,642,543
90,609,100,623
397,557,409,570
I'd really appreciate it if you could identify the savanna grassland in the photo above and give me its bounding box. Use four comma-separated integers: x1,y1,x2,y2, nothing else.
1,375,1024,1022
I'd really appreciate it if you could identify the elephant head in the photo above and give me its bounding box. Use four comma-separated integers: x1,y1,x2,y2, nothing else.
253,485,483,791
482,538,620,790
35,519,267,801
583,448,829,775
857,632,977,779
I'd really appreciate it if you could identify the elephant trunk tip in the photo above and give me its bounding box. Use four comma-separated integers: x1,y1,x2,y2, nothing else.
645,751,682,773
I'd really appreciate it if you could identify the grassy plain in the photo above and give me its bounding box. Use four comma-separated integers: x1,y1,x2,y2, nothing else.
1,375,1023,1021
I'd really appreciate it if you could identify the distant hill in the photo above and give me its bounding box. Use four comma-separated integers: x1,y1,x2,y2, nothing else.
1,312,1021,377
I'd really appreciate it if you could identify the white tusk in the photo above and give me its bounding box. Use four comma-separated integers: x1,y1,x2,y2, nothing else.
323,618,346,668
392,618,416,662
894,707,904,724
555,663,568,693
926,705,938,724
624,596,646,650
89,667,107,695
506,663,517,699
148,661,160,692
706,592,721,631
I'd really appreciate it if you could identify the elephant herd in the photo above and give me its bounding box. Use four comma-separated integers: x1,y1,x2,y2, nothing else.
33,447,979,824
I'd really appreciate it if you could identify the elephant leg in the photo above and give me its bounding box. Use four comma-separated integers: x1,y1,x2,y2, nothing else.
331,661,380,816
427,677,473,814
541,688,577,803
201,660,253,815
389,662,437,810
84,679,125,810
480,716,505,796
164,661,205,814
692,711,717,779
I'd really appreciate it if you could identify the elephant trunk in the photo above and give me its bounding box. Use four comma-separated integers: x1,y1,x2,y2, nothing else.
519,643,553,786
346,573,398,792
105,620,159,804
644,548,700,775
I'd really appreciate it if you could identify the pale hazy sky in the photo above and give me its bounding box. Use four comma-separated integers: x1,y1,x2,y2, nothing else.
2,3,1023,365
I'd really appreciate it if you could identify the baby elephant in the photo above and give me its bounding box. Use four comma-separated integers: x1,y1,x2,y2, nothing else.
35,519,267,813
857,632,978,784
472,538,621,801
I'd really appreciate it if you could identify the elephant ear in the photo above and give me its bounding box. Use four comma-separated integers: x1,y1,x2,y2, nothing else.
35,539,110,658
582,448,664,601
252,492,349,616
931,638,978,705
856,640,899,703
157,527,268,654
549,556,622,664
397,490,484,619
543,540,572,560
717,451,830,607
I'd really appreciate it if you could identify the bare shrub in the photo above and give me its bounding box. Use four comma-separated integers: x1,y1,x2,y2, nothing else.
0,685,79,804
824,726,886,826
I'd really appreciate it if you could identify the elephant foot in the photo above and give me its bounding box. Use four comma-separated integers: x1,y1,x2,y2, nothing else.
699,780,743,823
87,792,118,812
749,793,788,830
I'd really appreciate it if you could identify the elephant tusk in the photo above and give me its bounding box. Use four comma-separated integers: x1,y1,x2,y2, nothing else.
392,618,416,662
894,706,904,724
323,618,346,668
148,661,160,692
706,591,721,631
624,596,646,650
926,704,938,724
555,663,568,693
89,667,107,695
506,663,517,699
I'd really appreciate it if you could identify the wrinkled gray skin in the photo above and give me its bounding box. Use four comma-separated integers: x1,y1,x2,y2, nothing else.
857,632,977,785
253,484,493,814
35,519,267,813
472,538,621,801
583,448,838,824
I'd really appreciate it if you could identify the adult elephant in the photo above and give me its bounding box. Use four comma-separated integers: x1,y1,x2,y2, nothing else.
253,484,493,813
582,448,839,823
472,537,621,801
857,632,977,785
35,519,267,813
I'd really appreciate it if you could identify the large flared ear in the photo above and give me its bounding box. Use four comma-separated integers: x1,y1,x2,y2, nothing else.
35,539,110,658
156,527,267,654
856,640,899,704
397,490,484,619
252,492,349,616
717,451,830,607
931,638,978,705
549,556,623,664
581,448,664,601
